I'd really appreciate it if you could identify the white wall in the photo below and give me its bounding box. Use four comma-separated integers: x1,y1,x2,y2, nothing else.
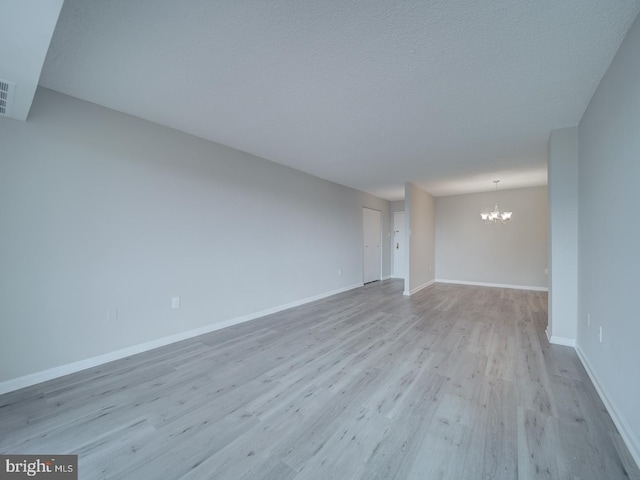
577,13,640,464
404,183,435,295
548,127,578,345
0,88,391,384
435,187,548,289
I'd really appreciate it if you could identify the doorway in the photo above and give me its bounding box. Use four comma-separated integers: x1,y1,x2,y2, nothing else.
362,207,381,284
393,211,405,279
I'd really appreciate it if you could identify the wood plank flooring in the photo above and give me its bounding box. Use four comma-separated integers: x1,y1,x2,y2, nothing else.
1,280,638,479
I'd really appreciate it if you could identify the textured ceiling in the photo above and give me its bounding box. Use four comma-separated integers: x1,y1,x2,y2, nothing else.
39,0,640,199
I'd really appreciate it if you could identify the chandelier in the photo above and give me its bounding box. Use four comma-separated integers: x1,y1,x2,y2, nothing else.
480,180,513,224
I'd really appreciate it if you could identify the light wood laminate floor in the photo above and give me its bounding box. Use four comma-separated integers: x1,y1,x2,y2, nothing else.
1,280,638,479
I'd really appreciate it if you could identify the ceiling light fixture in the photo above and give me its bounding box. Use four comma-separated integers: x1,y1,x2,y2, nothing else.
480,180,512,224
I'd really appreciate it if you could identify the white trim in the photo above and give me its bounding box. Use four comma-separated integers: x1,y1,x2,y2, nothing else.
435,279,548,292
575,345,640,468
545,328,576,349
403,279,435,296
0,282,362,395
548,335,576,347
381,275,391,281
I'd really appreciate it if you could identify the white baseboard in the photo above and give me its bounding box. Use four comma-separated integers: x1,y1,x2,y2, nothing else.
436,279,548,292
403,279,435,296
545,326,576,347
548,335,576,347
0,282,362,395
575,345,640,469
381,275,391,281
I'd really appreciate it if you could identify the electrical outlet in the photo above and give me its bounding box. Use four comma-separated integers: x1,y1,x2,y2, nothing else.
599,326,603,343
338,268,342,276
172,297,180,309
587,313,591,327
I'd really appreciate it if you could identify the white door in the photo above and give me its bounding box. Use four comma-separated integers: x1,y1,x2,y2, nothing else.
393,211,405,279
363,208,381,284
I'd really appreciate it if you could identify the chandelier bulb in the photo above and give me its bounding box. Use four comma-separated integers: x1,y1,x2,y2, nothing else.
480,180,513,224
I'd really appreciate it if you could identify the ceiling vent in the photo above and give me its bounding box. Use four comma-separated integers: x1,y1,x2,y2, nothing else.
0,80,16,117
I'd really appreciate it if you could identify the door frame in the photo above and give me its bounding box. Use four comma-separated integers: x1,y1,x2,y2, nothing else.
362,207,382,284
393,211,405,279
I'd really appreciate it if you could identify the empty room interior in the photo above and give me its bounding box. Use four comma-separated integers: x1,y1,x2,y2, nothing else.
2,1,640,479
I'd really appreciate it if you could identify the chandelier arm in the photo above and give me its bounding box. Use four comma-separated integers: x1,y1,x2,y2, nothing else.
480,179,513,225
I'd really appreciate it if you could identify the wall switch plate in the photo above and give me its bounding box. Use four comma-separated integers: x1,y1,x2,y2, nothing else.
599,326,603,343
587,313,591,327
338,268,341,276
172,297,180,309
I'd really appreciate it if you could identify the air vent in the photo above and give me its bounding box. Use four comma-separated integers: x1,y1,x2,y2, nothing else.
0,80,16,117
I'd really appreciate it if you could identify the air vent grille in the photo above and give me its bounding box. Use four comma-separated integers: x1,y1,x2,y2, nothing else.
0,80,16,117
